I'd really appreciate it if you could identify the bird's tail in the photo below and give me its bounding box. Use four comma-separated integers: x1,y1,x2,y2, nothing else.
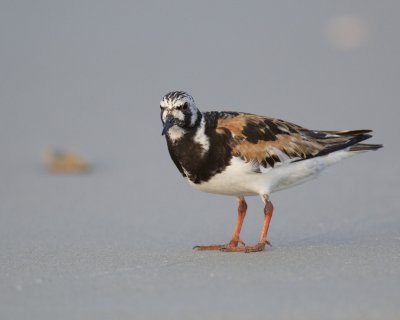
349,143,383,152
329,129,383,152
312,129,382,156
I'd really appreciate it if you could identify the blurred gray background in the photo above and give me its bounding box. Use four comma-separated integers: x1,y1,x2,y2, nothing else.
1,1,399,319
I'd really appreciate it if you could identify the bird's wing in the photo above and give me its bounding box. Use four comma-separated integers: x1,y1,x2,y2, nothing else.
216,112,373,168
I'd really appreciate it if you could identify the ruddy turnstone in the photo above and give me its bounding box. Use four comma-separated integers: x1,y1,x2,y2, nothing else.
160,91,382,253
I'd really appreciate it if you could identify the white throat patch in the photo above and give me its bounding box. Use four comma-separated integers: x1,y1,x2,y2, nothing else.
167,126,186,142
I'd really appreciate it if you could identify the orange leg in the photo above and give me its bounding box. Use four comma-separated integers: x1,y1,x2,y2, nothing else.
222,194,273,253
194,197,247,251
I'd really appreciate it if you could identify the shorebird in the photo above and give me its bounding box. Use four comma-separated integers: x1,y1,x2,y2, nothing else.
160,91,382,252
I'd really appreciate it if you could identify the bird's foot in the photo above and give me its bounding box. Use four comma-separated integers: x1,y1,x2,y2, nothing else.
193,239,245,251
220,240,271,253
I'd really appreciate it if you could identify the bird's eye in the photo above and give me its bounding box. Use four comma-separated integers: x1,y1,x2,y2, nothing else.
176,103,187,111
160,105,166,110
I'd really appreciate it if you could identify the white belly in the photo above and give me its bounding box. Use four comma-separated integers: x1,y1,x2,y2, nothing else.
188,157,265,196
187,150,358,197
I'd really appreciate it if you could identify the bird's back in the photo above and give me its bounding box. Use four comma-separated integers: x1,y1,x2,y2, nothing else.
176,111,382,195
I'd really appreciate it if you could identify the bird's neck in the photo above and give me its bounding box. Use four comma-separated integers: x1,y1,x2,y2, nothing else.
166,111,203,144
165,112,233,184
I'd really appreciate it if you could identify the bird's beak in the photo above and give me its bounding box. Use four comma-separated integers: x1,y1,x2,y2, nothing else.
161,116,176,135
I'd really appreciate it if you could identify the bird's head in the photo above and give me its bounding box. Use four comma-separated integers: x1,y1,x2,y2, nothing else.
160,91,200,137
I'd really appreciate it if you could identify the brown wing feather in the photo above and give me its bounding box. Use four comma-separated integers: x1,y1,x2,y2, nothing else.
216,113,372,168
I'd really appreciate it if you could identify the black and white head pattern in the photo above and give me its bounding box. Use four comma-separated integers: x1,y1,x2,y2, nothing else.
160,91,200,141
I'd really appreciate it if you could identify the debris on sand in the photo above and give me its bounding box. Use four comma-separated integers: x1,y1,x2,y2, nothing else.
45,149,90,174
